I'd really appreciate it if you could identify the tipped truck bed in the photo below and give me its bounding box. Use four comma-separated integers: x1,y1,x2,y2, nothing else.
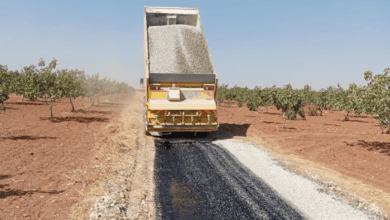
143,6,219,136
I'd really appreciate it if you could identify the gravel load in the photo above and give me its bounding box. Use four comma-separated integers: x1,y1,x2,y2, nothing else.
148,25,214,74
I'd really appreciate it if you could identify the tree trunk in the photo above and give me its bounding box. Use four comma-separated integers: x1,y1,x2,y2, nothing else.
283,113,287,128
49,103,53,118
70,97,75,112
42,95,51,118
324,110,327,125
266,106,269,112
251,107,261,123
49,97,53,118
345,110,350,121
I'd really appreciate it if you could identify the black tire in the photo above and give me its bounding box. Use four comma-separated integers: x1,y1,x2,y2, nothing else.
142,103,149,136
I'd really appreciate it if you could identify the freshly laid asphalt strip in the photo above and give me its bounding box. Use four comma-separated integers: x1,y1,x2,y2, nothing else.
154,139,306,220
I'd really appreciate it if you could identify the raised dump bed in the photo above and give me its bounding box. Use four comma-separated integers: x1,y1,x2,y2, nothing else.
142,6,219,136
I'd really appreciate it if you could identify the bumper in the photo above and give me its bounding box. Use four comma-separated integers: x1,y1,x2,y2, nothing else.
147,124,219,132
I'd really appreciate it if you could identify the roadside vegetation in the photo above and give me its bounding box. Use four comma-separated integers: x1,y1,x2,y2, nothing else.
216,67,390,133
0,58,133,118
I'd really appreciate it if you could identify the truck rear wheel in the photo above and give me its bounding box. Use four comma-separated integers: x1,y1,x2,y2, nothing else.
142,108,149,136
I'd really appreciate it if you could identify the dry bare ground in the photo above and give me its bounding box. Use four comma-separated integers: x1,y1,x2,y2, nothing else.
0,91,155,220
70,91,156,220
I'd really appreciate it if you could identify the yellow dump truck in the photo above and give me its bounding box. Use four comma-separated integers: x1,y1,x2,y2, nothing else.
141,6,219,137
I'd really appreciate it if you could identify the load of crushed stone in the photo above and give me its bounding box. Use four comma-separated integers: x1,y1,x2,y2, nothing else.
148,25,214,74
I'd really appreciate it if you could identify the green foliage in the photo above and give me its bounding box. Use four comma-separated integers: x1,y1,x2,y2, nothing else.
351,85,367,116
38,58,45,70
224,84,240,107
8,71,23,96
236,87,249,108
216,83,229,106
364,70,373,83
240,86,275,112
273,86,306,120
35,70,63,118
313,89,331,116
301,84,316,105
19,72,42,101
0,69,11,113
0,59,134,118
246,88,262,111
48,57,57,70
258,88,274,112
361,68,390,132
331,83,366,121
56,71,84,111
307,107,317,116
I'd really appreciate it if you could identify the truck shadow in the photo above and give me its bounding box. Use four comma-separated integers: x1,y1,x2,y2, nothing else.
209,123,250,140
159,123,250,141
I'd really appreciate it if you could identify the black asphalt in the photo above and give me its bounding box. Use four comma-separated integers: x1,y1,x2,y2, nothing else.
154,136,307,220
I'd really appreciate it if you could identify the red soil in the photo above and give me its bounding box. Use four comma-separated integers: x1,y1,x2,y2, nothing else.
0,94,129,220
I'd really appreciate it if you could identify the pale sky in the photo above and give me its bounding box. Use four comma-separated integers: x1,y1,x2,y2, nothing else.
1,0,389,91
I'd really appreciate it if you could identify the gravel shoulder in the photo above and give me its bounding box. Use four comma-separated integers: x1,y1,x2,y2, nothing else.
214,139,387,220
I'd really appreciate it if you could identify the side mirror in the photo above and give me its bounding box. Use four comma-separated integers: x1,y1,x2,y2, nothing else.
140,78,144,87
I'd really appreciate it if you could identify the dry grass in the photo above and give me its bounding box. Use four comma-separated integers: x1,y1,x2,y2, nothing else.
235,135,390,220
67,92,156,220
